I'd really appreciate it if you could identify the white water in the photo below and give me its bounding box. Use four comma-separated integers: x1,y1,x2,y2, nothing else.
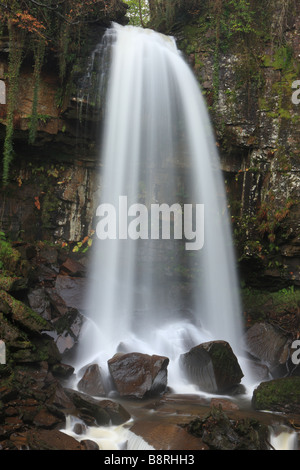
63,416,154,450
269,425,298,450
76,23,249,393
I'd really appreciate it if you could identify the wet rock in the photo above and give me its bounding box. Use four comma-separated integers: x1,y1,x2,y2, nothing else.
186,406,270,450
130,421,209,450
32,408,64,429
18,429,84,450
36,264,58,284
210,398,239,411
51,307,83,355
77,364,106,397
80,439,99,450
65,389,130,426
51,362,75,379
55,275,87,310
60,257,86,277
73,422,87,435
0,276,28,293
0,290,52,335
108,352,169,399
244,322,291,377
28,287,51,319
38,245,59,266
180,341,244,394
44,287,68,317
252,376,300,414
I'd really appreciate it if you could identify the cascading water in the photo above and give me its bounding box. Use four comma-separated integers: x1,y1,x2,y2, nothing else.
76,23,245,392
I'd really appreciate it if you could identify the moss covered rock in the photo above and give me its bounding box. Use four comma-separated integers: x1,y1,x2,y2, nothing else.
186,405,270,450
180,341,244,394
252,377,300,414
0,290,52,335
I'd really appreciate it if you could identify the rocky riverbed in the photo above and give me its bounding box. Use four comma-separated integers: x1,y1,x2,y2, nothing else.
0,241,299,450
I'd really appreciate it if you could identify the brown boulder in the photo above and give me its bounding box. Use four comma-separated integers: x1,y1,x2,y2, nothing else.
108,352,169,399
60,257,86,277
77,364,106,397
65,389,130,426
180,341,244,394
16,429,84,450
130,421,209,450
244,322,291,377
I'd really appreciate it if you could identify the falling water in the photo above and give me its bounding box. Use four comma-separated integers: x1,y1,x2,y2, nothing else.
77,23,244,392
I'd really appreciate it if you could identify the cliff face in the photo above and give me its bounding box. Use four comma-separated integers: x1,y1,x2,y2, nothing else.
0,7,125,246
0,0,299,290
175,0,300,289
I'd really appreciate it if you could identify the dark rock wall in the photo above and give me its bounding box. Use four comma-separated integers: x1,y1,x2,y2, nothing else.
175,0,300,289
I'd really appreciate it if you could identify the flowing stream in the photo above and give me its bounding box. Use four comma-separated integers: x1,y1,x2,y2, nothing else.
76,23,246,391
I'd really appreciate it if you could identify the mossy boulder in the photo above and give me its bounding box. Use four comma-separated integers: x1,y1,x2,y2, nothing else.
252,377,300,414
186,406,270,450
0,290,52,335
0,276,28,293
180,341,244,394
0,291,61,366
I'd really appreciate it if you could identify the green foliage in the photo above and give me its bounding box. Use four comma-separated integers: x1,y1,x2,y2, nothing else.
226,0,255,36
233,189,296,263
0,231,20,273
242,285,300,323
2,25,23,184
125,0,150,26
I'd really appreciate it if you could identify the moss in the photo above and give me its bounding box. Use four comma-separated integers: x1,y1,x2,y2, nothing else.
41,192,61,230
0,234,21,274
242,285,300,310
252,377,300,413
187,406,270,450
0,276,27,292
0,290,51,334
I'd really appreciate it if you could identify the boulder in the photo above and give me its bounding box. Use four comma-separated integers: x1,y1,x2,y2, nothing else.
186,406,270,450
55,275,87,310
0,276,28,293
60,257,86,277
80,439,99,450
130,421,209,450
11,429,84,450
108,352,169,399
52,307,83,355
28,287,51,319
77,364,106,397
252,376,300,414
244,322,291,377
51,362,75,379
0,290,52,335
179,341,244,394
65,389,130,426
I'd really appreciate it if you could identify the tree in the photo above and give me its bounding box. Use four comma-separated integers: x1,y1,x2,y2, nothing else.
124,0,150,26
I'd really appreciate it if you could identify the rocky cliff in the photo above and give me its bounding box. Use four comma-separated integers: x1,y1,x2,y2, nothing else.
0,1,299,289
174,0,300,293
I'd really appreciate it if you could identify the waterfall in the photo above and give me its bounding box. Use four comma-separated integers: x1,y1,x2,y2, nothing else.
77,23,244,392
